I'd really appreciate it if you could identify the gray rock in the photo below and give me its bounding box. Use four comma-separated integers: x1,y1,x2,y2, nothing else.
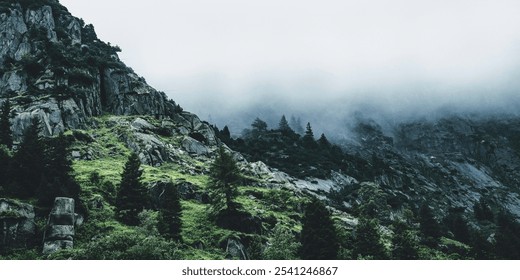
43,197,76,255
182,136,209,155
0,199,36,252
0,7,28,65
132,117,156,131
25,6,57,42
225,238,248,260
126,131,169,166
1,71,27,93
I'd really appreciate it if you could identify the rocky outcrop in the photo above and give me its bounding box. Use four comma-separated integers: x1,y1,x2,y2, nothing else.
0,3,182,142
182,136,209,156
0,198,35,252
225,238,248,260
0,5,28,64
43,197,76,255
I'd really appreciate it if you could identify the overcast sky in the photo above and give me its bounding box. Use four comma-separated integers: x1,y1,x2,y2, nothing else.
59,0,520,122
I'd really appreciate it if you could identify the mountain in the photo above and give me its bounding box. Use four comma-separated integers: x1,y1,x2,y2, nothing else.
1,0,520,260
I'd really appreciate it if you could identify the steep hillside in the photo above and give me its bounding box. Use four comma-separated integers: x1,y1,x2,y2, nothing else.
2,0,520,260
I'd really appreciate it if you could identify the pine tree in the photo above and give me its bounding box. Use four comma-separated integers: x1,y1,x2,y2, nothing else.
278,115,291,132
208,146,241,214
444,211,471,244
116,153,146,226
251,118,268,138
220,125,231,144
12,118,45,198
157,182,183,241
473,197,494,221
289,116,304,135
302,122,317,149
0,146,10,195
494,210,520,259
419,204,442,246
391,221,419,260
39,134,80,207
264,224,300,260
300,198,339,259
318,133,330,148
353,218,388,259
0,98,12,149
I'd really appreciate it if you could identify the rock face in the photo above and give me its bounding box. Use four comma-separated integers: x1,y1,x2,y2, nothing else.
0,3,181,142
0,199,35,252
43,197,75,255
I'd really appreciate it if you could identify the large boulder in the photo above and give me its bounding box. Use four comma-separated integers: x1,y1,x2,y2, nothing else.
225,238,248,260
43,197,76,255
182,136,209,155
0,199,36,252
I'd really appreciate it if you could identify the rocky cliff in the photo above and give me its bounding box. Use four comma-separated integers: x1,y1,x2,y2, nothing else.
0,1,180,142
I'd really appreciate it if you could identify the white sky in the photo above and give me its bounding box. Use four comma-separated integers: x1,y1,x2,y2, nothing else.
59,0,520,115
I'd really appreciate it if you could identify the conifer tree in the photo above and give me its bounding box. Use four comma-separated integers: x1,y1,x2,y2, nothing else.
289,116,304,135
353,217,388,259
494,210,520,259
0,98,12,149
264,223,300,260
302,122,317,149
220,125,231,143
251,118,268,138
419,204,442,246
391,221,419,260
12,118,45,198
300,198,339,259
0,146,10,195
208,146,241,213
318,133,330,148
278,115,291,132
39,134,80,207
116,153,146,226
157,182,183,241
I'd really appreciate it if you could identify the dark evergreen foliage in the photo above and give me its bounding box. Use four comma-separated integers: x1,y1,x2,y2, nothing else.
0,98,12,149
494,210,520,259
208,146,241,213
444,210,471,244
278,115,291,132
419,204,442,246
157,182,183,241
473,197,494,222
391,221,419,260
228,118,345,179
300,198,339,260
0,146,10,195
116,153,146,226
38,134,80,207
353,217,388,259
11,118,45,198
301,122,317,149
219,125,231,144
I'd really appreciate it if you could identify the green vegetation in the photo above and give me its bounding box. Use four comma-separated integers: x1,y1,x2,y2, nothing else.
300,198,339,259
0,98,12,149
208,146,241,214
115,153,147,226
157,182,183,241
224,117,344,179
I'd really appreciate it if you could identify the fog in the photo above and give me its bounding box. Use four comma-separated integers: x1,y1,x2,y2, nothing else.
60,0,520,137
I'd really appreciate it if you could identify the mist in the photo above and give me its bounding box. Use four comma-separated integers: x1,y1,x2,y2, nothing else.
60,0,520,138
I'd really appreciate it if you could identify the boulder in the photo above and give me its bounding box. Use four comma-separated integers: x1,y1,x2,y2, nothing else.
182,136,209,155
43,197,76,255
225,238,248,260
0,199,36,252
